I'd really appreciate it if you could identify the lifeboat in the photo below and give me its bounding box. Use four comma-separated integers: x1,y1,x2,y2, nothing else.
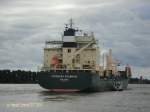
51,55,59,68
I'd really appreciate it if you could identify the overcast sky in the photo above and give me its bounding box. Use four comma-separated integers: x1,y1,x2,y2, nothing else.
0,0,150,78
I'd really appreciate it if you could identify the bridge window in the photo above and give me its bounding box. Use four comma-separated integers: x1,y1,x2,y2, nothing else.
68,49,71,53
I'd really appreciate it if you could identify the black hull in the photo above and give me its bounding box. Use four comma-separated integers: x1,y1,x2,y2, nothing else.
37,70,128,92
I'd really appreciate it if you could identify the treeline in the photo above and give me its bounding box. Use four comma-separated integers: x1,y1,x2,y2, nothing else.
129,78,150,84
0,69,150,84
0,70,38,83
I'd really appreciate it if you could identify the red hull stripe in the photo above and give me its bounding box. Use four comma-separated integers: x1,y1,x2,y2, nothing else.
49,89,80,92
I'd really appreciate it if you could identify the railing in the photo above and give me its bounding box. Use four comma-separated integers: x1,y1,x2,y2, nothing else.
41,67,94,71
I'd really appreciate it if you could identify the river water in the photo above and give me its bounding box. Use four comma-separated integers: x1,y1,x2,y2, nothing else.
0,84,149,112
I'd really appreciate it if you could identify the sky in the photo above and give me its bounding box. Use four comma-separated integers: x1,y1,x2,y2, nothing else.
0,0,150,78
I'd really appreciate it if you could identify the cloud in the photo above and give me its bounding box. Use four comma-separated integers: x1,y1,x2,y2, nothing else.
0,0,150,78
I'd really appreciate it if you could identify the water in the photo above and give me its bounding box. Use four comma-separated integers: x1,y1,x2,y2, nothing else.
0,84,150,112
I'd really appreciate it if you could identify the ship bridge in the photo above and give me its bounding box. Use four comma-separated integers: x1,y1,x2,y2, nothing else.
42,19,100,71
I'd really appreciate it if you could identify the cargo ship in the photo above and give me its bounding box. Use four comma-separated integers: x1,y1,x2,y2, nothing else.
38,19,131,92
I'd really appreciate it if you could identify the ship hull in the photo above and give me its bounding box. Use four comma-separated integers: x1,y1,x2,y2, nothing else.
37,70,128,92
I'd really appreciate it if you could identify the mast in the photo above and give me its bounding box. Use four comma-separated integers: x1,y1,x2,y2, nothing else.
69,18,73,28
106,49,113,70
63,19,75,36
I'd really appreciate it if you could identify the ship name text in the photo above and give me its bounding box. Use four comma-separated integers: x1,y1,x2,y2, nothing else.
51,75,78,79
